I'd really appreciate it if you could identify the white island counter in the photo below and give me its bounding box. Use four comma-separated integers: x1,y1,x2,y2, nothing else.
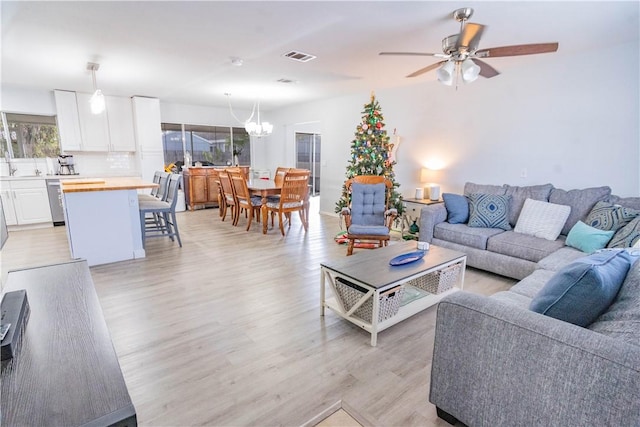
62,177,158,266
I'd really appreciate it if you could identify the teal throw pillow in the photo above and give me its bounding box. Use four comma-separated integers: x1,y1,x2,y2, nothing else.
467,194,511,230
442,193,469,224
607,216,640,248
585,200,639,232
529,250,634,327
566,221,615,253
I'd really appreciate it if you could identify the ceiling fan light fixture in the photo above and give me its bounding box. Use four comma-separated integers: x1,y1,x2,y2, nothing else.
461,58,481,83
437,61,455,86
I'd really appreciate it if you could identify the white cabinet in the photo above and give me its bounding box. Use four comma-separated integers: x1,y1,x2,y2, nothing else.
132,97,164,182
132,97,163,151
0,184,18,226
54,90,83,151
0,179,52,226
54,91,137,152
106,96,136,151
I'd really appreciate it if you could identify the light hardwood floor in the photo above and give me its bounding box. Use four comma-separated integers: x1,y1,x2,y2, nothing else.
1,198,516,426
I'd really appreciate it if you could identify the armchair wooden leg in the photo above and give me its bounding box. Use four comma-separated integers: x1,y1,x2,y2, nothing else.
347,239,355,256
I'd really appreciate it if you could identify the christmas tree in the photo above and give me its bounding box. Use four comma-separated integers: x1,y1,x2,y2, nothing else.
335,93,403,214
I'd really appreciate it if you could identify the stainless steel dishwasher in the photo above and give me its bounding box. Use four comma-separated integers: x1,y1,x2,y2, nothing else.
46,179,65,226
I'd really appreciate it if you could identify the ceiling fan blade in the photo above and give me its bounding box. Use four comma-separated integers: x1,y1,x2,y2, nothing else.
456,23,485,51
406,61,445,78
472,59,500,78
379,52,443,57
475,42,559,58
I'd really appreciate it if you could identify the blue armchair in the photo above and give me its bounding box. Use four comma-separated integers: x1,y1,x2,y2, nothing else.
341,175,398,256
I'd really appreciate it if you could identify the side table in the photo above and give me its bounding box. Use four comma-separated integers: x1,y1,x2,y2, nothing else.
401,198,443,240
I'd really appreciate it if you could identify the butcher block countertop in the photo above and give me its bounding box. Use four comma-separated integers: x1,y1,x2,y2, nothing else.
61,176,158,193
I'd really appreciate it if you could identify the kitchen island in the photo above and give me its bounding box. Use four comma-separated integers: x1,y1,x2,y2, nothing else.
62,177,157,266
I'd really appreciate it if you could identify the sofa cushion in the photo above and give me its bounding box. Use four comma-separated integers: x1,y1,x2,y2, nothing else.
442,193,469,224
608,195,640,211
434,222,504,250
468,194,512,231
504,183,554,227
537,246,587,271
487,231,566,263
463,182,506,196
585,200,640,232
566,221,615,253
549,186,611,236
490,290,532,309
514,198,571,241
529,250,634,327
588,258,640,347
607,216,640,248
509,269,556,299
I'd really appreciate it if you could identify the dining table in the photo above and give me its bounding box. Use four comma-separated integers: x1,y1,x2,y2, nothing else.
247,179,282,234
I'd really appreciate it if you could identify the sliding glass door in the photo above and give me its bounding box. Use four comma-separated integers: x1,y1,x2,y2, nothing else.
295,132,321,196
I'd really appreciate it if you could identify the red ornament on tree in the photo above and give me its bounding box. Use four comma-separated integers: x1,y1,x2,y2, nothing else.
376,122,382,129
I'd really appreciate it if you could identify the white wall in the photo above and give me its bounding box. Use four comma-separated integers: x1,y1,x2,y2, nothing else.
2,39,638,207
268,40,640,215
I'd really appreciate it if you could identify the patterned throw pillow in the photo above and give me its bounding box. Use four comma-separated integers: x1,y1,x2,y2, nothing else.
467,194,511,230
607,216,640,248
585,201,640,232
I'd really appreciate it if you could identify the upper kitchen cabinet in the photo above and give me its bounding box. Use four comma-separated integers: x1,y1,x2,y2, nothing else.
54,90,83,152
106,96,136,152
132,96,163,152
54,90,136,152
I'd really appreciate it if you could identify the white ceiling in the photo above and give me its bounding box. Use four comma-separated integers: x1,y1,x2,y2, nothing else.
2,1,638,111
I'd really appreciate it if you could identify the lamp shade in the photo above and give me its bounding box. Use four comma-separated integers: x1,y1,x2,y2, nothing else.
437,61,455,86
461,58,481,83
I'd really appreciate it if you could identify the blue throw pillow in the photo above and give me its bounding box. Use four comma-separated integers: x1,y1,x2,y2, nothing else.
467,193,511,230
529,250,634,327
566,220,615,253
442,193,469,224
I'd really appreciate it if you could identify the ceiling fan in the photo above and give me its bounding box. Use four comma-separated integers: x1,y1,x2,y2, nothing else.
379,7,559,85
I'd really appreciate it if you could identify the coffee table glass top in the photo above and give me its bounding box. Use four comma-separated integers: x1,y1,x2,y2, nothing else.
321,241,466,289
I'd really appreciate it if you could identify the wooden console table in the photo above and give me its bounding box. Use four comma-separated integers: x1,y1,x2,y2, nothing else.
1,260,136,426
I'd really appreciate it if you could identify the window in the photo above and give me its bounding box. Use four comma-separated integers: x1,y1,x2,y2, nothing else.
161,123,250,168
1,113,60,158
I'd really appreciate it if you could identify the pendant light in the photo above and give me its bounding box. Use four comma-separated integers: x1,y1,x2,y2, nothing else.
87,62,105,114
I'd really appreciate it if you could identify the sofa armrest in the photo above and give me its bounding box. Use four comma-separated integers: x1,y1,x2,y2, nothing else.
418,203,447,243
430,291,640,427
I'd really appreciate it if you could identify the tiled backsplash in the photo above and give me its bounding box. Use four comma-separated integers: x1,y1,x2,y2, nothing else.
1,152,141,178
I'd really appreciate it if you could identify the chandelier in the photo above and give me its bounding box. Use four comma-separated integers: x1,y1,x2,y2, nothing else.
226,94,273,137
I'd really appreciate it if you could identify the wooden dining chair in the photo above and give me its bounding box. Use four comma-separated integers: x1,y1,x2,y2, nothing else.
265,169,310,236
228,170,262,230
217,170,237,223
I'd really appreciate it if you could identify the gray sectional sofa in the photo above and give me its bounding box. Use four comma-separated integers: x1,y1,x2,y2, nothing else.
418,182,640,426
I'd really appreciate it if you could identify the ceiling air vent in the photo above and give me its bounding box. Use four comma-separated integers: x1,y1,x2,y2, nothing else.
277,78,297,84
283,51,316,63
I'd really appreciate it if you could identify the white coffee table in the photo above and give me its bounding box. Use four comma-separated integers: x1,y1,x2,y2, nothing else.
320,241,466,346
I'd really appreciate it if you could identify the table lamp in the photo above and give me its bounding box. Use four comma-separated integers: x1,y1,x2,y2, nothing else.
420,166,442,201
